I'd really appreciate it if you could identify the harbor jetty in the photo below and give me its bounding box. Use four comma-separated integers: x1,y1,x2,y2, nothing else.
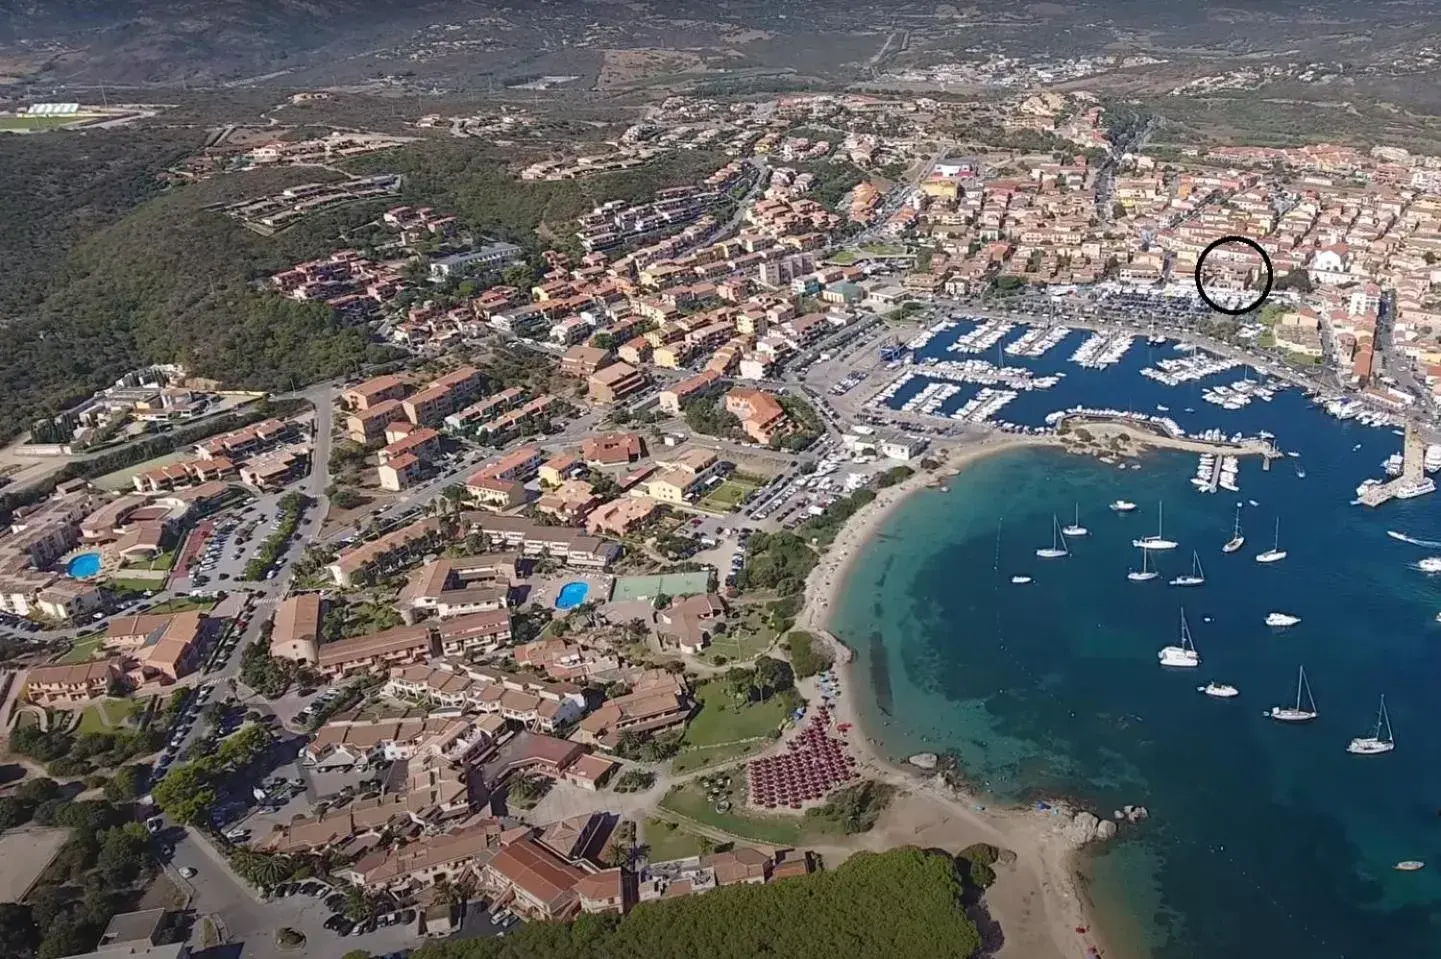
1358,423,1431,506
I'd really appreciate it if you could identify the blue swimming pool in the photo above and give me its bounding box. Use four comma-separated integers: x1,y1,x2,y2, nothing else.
554,581,589,610
66,552,102,579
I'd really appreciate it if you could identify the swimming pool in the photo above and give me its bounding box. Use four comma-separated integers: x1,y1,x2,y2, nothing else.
66,552,102,579
554,581,589,610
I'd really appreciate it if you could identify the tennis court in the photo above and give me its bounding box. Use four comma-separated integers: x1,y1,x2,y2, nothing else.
609,571,714,602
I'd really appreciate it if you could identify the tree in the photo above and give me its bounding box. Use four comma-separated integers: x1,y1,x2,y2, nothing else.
342,951,375,959
752,656,794,698
0,902,40,959
230,851,297,889
151,763,215,825
96,823,151,887
0,796,33,830
37,920,96,959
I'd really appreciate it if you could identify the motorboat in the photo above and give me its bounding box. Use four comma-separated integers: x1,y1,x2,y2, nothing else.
1061,503,1088,538
1396,477,1437,499
1170,550,1205,587
1267,665,1318,722
1133,502,1179,551
1265,612,1301,627
1127,548,1158,582
1414,557,1441,573
1197,681,1239,698
1011,575,1032,584
1036,515,1070,559
1110,499,1137,513
1395,861,1425,872
1256,518,1287,563
1222,503,1244,553
1346,694,1395,755
1158,608,1201,668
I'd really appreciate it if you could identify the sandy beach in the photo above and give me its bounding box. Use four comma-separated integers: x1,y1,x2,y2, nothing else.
795,431,1117,959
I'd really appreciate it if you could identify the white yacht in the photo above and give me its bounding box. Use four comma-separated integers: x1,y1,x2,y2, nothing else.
1170,550,1205,587
1036,515,1070,559
1255,518,1287,564
1133,502,1179,551
1346,695,1395,755
1061,503,1088,538
1010,575,1032,585
1267,665,1318,722
1110,499,1137,513
1222,503,1245,553
1265,612,1301,628
1395,861,1425,872
1158,608,1201,668
1127,548,1159,582
1198,681,1239,698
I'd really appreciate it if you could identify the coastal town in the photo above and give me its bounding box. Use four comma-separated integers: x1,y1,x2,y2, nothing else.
7,78,1441,959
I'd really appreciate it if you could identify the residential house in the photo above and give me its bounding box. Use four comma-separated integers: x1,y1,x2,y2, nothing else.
587,363,648,404
316,624,437,679
270,593,323,664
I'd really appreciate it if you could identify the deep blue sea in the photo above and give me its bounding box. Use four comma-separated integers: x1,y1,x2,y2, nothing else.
830,321,1441,959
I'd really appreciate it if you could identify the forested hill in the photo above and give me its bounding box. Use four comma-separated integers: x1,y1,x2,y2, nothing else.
0,160,390,441
411,848,984,959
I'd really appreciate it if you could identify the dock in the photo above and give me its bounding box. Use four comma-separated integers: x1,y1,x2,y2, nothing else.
1359,424,1425,507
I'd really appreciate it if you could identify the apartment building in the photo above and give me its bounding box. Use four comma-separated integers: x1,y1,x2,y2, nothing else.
560,345,613,378
472,446,544,483
387,662,587,733
346,399,408,444
26,659,125,706
580,433,645,467
725,388,790,445
474,837,591,920
327,518,445,587
378,453,425,492
316,624,438,679
343,374,410,410
576,671,692,749
269,593,323,664
458,513,621,569
587,362,647,404
436,609,514,658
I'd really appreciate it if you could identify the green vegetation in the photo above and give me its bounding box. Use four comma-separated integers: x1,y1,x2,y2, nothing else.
75,699,143,735
144,596,216,615
796,487,878,549
10,720,162,779
411,849,980,959
783,631,834,679
805,781,895,834
738,531,818,595
243,492,306,580
683,395,748,443
796,160,868,212
612,769,656,793
670,740,767,775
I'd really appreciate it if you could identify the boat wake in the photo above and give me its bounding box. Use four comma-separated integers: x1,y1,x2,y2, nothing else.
1388,530,1441,549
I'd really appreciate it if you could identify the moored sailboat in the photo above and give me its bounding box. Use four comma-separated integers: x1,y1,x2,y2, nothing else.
1256,517,1287,564
1036,515,1069,559
1222,503,1245,553
1170,550,1205,587
1061,503,1088,538
1267,665,1318,722
1127,548,1158,582
1346,694,1395,755
1133,501,1179,551
1158,608,1201,668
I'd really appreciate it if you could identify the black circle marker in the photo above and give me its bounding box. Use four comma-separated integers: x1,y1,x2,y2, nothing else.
1193,235,1273,316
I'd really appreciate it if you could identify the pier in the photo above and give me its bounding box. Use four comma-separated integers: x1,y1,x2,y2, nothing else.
1359,424,1426,507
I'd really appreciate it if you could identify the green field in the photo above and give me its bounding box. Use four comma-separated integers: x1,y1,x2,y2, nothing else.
672,739,767,775
147,597,215,614
642,817,713,861
0,115,85,132
123,549,175,572
681,682,792,749
57,632,107,664
610,570,714,603
697,478,758,514
76,698,142,734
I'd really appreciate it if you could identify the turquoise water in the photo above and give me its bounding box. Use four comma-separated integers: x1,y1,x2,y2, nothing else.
831,328,1441,958
66,552,102,579
555,581,590,610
